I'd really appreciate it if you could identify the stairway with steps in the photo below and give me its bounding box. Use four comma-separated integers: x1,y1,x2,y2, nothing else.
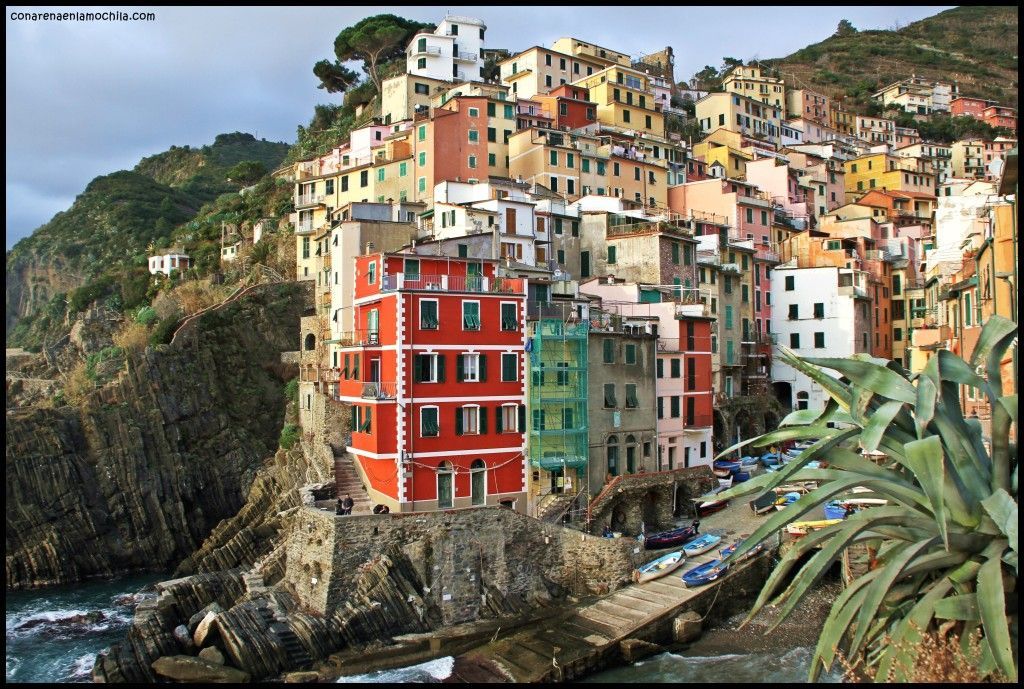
333,452,373,515
536,490,581,524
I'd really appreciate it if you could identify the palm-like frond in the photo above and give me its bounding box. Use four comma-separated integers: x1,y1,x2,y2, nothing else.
713,316,1018,681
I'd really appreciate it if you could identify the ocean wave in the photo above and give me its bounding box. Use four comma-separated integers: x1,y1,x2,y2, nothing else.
337,656,454,683
6,608,127,640
69,654,96,680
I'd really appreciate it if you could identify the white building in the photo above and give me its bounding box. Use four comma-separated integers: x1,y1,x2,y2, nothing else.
148,251,190,276
770,264,871,412
406,15,486,83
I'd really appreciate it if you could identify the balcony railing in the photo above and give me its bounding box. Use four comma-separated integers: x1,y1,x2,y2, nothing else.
296,219,315,234
454,51,478,63
362,382,397,399
336,330,381,347
410,45,442,57
381,273,525,294
295,193,325,208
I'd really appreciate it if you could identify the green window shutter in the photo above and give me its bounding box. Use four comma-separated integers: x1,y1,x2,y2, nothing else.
364,407,372,432
670,396,680,417
672,242,680,264
455,408,463,435
456,354,465,382
437,355,445,382
479,354,487,381
495,405,503,433
479,407,488,434
656,359,663,377
603,338,614,363
353,355,360,378
518,404,526,432
487,102,495,117
550,150,558,166
608,246,616,264
657,397,663,418
625,344,636,364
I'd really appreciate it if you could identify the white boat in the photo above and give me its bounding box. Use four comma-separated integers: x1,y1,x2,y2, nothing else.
633,550,686,583
682,533,723,556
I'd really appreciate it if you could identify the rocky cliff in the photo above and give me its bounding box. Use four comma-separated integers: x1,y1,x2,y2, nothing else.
5,281,309,590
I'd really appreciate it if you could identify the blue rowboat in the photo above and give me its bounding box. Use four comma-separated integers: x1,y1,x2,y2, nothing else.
682,533,722,556
644,520,700,550
761,452,779,460
713,459,742,473
720,538,767,562
733,471,751,482
739,455,759,466
824,500,848,520
633,550,686,583
682,559,728,586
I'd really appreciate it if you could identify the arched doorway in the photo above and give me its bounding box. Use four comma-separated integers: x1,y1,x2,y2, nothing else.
772,381,793,409
470,459,486,506
436,461,454,509
606,435,619,479
611,503,628,533
673,484,691,518
304,333,316,350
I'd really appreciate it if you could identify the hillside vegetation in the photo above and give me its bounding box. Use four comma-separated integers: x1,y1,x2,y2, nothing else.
763,6,1018,111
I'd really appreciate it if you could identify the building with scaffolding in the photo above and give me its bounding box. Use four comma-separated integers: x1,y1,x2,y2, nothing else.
526,317,589,519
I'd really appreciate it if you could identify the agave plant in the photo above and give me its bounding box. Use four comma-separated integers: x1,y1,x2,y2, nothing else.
713,315,1018,682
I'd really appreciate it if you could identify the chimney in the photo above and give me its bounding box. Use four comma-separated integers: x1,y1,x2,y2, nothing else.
365,242,375,254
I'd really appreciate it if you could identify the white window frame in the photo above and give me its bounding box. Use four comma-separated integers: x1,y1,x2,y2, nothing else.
420,298,439,330
462,299,481,330
501,403,519,433
462,352,481,382
500,301,518,331
501,352,518,382
462,404,481,434
420,405,440,437
417,352,440,383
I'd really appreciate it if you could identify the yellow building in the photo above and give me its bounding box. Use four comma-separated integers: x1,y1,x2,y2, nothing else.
692,130,754,178
721,64,785,108
829,106,857,137
509,128,604,199
550,37,631,67
695,92,782,146
843,153,936,197
572,65,665,137
499,46,605,100
380,73,449,123
951,140,986,179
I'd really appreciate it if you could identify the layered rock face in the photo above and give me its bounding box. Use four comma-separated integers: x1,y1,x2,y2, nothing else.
5,282,308,590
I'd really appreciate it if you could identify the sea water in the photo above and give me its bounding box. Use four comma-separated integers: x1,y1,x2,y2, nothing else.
583,646,843,683
5,574,165,683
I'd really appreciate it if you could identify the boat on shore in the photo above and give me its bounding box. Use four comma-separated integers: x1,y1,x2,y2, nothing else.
749,492,776,515
644,520,700,550
786,518,842,536
713,459,742,473
720,538,767,562
633,550,686,583
682,534,722,556
681,559,728,587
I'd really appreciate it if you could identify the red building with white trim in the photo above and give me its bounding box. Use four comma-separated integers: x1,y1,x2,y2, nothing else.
337,252,528,512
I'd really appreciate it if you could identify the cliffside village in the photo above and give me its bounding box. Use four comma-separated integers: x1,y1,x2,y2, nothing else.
160,14,1018,521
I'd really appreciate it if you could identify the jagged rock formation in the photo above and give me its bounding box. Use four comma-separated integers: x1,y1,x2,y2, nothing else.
5,282,309,589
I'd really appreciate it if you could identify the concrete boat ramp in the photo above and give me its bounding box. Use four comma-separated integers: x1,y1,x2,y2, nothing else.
448,536,776,683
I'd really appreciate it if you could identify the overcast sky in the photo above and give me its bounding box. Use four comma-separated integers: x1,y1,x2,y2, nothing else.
5,5,953,249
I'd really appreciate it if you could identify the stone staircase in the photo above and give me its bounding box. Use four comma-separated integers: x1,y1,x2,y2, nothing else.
333,452,373,515
536,490,580,524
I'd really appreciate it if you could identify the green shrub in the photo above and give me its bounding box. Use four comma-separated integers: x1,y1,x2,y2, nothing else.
135,306,158,325
284,378,299,404
279,423,300,450
149,317,179,346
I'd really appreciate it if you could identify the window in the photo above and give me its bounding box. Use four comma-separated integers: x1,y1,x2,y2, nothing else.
657,397,664,418
742,284,749,303
625,384,639,408
487,127,496,143
814,332,825,348
504,104,514,119
500,353,518,382
463,301,480,330
607,246,617,264
302,237,310,259
813,302,824,319
746,208,754,224
499,404,518,433
325,179,335,195
603,338,615,363
421,407,439,437
607,436,619,476
532,408,546,431
790,333,800,348
458,353,483,382
671,242,680,264
724,305,733,329
418,177,426,193
785,275,795,291
670,396,680,418
760,210,768,225
625,344,636,364
468,155,477,169
670,358,681,378
456,405,483,435
420,299,438,329
604,383,617,408
656,358,664,378
788,304,798,320
549,150,558,166
415,353,444,383
501,303,517,330
417,57,427,70
488,153,496,166
468,129,479,143
367,261,376,284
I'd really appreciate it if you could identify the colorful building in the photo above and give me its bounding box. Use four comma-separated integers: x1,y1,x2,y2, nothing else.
572,65,665,137
721,64,785,109
695,92,782,145
405,15,487,83
499,46,605,101
337,252,528,512
786,88,830,126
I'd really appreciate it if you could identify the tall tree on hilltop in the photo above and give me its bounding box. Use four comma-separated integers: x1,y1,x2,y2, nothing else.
324,14,434,94
835,19,857,37
312,60,360,94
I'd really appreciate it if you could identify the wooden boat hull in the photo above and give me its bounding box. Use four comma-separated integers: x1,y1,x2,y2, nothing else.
697,499,729,517
720,539,766,562
683,534,723,556
750,492,776,515
644,522,700,550
682,560,728,587
786,518,842,536
633,551,685,583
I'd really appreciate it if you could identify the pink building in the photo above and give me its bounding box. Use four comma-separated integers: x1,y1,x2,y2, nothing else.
950,96,991,120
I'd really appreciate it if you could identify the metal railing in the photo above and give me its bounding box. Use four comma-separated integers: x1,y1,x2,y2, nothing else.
454,51,478,63
381,273,525,294
295,193,325,207
362,382,397,399
410,45,442,57
336,330,381,347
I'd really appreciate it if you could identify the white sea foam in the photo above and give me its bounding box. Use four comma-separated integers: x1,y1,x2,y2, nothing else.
337,655,455,683
69,653,96,680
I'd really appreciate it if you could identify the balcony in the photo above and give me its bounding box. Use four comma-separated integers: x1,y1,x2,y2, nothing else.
410,45,442,57
362,382,398,400
336,330,382,347
295,219,315,235
454,51,478,63
720,262,741,274
453,70,468,82
381,273,525,294
295,193,325,209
